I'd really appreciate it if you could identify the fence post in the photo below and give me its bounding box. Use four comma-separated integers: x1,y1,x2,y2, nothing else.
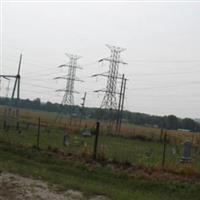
37,117,41,150
93,121,100,160
160,128,163,142
162,131,167,168
3,120,6,130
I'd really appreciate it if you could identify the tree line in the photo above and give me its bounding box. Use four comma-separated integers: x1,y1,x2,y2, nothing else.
0,97,199,132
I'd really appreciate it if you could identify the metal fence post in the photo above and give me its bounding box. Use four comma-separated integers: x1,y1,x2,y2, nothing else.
93,121,100,160
37,117,41,150
162,131,167,168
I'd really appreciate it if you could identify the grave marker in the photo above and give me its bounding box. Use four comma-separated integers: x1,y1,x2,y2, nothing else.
171,147,177,155
63,134,70,146
81,129,92,137
181,140,192,162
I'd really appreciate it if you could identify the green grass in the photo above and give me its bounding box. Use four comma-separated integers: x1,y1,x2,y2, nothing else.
0,142,200,200
0,127,200,171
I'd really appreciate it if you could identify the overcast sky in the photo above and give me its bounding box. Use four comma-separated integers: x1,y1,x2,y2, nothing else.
0,1,200,118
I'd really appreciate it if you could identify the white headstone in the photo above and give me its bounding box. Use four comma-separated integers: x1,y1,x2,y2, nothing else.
171,147,177,155
81,130,91,137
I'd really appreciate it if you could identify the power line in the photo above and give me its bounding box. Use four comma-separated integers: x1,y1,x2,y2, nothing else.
5,55,98,75
21,88,55,95
133,70,200,77
21,81,58,90
23,71,61,78
127,59,200,63
127,81,200,91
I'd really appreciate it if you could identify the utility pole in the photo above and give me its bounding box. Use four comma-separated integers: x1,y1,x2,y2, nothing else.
78,92,87,130
93,45,127,130
0,54,22,130
117,76,127,134
55,53,83,126
116,74,125,133
13,54,22,130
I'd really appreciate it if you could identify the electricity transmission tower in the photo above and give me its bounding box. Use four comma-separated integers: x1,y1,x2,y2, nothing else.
93,44,127,110
55,53,82,124
0,54,22,130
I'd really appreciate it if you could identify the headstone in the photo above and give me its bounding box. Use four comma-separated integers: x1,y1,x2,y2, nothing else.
181,140,192,162
63,134,70,146
81,129,91,137
171,147,177,155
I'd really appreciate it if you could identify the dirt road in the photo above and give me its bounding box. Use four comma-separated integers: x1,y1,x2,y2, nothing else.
0,171,108,200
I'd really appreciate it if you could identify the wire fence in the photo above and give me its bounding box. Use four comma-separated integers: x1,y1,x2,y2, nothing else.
0,114,200,171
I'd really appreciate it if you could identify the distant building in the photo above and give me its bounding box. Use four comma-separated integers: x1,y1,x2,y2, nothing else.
178,129,191,132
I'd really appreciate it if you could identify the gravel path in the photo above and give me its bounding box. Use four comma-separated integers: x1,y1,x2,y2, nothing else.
0,172,109,200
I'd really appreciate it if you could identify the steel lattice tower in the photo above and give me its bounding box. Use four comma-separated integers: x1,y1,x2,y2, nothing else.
55,53,82,120
99,45,127,110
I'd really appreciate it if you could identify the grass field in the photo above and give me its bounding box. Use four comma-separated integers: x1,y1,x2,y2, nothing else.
0,107,200,199
0,142,200,200
0,121,200,172
0,106,200,171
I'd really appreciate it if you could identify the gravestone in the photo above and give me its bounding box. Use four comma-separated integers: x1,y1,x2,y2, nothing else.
171,147,177,155
181,140,192,162
63,134,70,146
81,129,92,137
